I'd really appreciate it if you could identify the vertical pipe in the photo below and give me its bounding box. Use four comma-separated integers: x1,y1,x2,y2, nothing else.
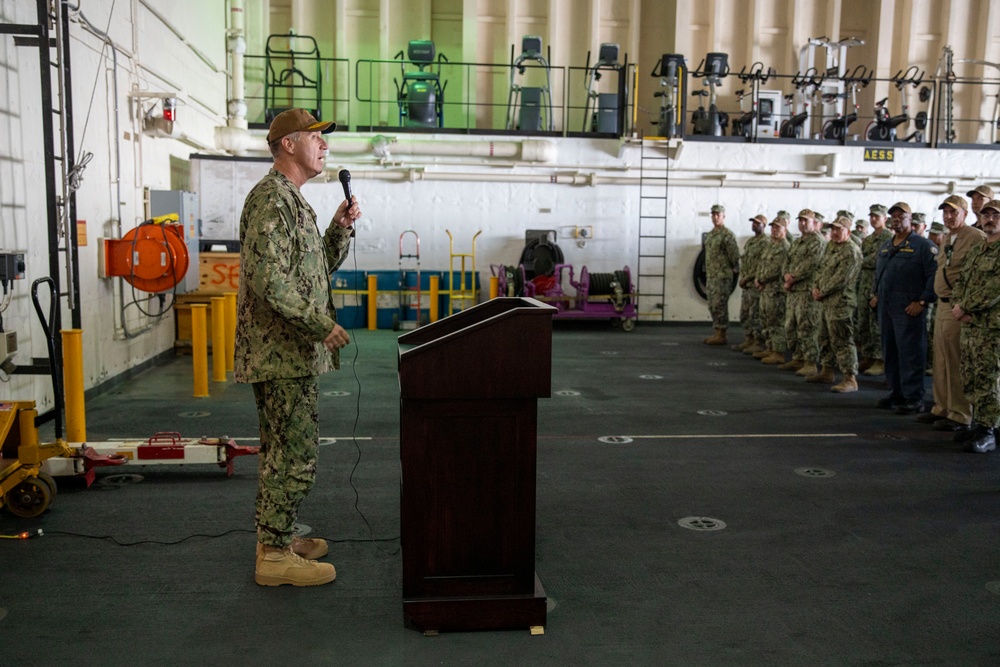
224,292,237,372
61,329,86,442
489,275,499,299
211,297,227,382
191,304,210,397
429,275,439,322
367,274,378,331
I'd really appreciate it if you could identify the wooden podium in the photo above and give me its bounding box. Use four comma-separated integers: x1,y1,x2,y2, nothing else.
398,297,556,633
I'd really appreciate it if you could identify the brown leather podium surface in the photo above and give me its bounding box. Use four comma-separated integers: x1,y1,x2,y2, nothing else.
397,297,556,633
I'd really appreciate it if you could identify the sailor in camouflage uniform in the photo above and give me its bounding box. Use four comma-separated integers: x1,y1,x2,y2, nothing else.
703,204,741,345
951,198,1000,453
235,108,362,587
857,204,893,375
812,215,863,392
733,214,769,351
776,209,826,371
753,216,792,360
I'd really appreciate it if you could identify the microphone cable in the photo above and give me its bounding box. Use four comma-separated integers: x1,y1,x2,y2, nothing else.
337,217,400,556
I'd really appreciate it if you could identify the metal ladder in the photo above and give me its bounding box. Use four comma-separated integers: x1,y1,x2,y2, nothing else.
2,0,82,367
636,136,670,321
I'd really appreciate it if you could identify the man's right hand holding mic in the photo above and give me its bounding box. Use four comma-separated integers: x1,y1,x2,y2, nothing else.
324,169,363,351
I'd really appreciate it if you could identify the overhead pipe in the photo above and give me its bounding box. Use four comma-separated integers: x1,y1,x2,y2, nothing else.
322,167,955,193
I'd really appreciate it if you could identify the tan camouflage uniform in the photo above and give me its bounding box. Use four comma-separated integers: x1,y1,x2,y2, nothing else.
756,236,791,353
954,240,1000,430
857,227,893,360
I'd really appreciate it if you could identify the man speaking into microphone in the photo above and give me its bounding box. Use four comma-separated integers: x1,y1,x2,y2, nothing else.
235,108,362,587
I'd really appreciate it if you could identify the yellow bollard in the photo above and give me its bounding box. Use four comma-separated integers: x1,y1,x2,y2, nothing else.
211,297,227,382
367,274,378,331
190,304,209,397
224,292,237,373
61,329,86,442
489,276,499,299
429,275,439,322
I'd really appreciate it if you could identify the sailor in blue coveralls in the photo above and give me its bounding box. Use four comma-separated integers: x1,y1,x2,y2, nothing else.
870,201,938,413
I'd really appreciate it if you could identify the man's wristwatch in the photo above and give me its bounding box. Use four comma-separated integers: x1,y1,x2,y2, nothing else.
918,300,926,307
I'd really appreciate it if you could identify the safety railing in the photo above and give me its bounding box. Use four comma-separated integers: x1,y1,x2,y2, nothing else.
646,64,1000,148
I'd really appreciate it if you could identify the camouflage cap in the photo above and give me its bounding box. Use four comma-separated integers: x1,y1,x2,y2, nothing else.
770,217,789,228
855,218,869,228
980,198,1000,213
749,214,768,226
831,215,852,230
836,209,855,221
929,221,945,233
776,210,791,220
711,204,725,213
796,208,817,221
966,184,994,199
869,204,888,216
887,202,912,215
814,212,826,222
938,194,968,211
912,212,927,224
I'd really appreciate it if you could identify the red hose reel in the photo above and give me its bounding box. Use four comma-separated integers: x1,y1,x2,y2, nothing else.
102,217,190,293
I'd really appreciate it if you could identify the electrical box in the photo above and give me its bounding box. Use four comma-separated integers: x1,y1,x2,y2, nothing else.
0,252,26,281
149,190,200,294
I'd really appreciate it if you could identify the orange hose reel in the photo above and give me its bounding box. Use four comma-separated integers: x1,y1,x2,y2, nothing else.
103,219,190,293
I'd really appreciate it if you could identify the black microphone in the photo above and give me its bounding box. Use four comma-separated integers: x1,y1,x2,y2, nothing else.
338,169,353,206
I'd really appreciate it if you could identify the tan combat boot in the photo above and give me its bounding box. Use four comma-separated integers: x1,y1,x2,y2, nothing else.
703,328,727,345
863,360,885,376
806,366,836,384
778,358,805,371
831,375,858,393
255,537,329,563
745,340,765,355
255,545,337,587
795,363,818,377
762,351,786,365
752,348,771,359
858,357,873,373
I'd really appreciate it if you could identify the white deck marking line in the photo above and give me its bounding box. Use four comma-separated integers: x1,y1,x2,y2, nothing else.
623,433,858,439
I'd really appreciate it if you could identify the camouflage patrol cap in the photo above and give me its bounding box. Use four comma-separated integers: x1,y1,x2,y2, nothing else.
855,217,869,228
980,198,1000,213
814,212,826,223
749,214,768,226
966,184,994,199
929,221,945,233
770,217,789,228
938,194,968,211
887,202,912,215
796,208,817,221
836,209,854,221
831,215,852,230
912,212,927,224
869,204,888,216
711,204,725,213
776,210,791,220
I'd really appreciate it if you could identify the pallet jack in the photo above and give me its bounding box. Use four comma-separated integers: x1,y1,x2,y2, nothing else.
1,277,259,518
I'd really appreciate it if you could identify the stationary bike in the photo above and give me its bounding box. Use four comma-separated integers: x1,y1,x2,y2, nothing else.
822,65,872,141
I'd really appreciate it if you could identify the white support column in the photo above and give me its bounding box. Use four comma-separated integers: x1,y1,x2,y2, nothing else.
745,0,759,67
463,0,478,129
972,0,999,143
871,0,898,111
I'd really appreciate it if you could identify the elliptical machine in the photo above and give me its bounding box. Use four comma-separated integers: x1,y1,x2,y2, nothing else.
582,43,624,133
505,36,554,131
730,62,776,140
691,52,729,136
